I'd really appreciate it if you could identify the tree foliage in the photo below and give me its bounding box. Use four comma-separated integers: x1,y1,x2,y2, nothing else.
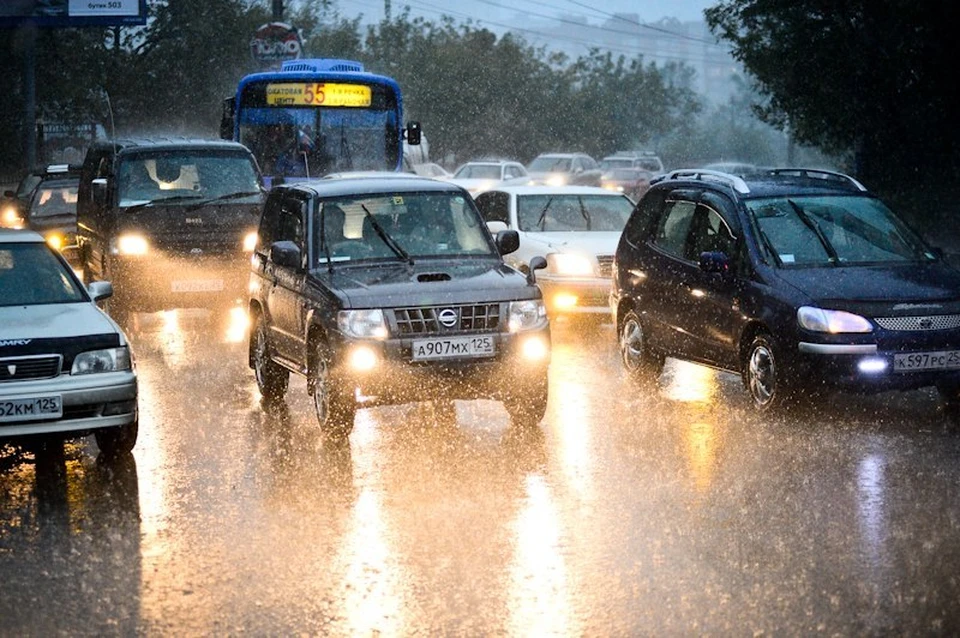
705,0,959,188
1,1,702,176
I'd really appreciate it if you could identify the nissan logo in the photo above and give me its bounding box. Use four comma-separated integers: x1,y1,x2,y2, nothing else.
437,308,458,328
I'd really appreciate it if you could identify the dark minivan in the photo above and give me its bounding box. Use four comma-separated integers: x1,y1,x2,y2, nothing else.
611,168,960,414
76,138,265,320
248,174,551,439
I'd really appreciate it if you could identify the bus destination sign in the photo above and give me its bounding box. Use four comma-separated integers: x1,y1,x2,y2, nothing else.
265,83,372,107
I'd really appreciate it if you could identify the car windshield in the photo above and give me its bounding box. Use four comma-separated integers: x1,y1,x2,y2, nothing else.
517,194,634,232
312,191,497,266
607,168,649,180
0,242,85,306
455,164,501,179
528,157,571,172
117,151,261,207
29,179,79,218
600,158,634,171
746,195,935,267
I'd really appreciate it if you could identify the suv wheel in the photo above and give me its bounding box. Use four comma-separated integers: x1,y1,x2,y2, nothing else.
311,340,356,439
252,313,289,402
504,372,548,429
95,419,139,458
619,311,664,383
743,334,794,411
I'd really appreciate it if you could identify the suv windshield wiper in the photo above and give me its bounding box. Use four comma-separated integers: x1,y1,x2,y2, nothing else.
185,190,262,210
787,199,840,264
361,205,414,265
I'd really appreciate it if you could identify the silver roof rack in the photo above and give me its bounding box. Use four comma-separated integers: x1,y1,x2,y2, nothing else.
662,169,751,194
765,168,867,191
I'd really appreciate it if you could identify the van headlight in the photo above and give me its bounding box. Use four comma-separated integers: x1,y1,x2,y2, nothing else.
243,231,258,252
72,347,132,374
338,309,388,339
508,299,547,332
113,233,150,256
797,306,873,333
548,252,595,277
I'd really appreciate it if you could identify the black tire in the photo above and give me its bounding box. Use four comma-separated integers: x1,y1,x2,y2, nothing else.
251,312,289,402
742,333,795,411
310,339,356,440
619,310,664,383
504,372,549,429
95,419,139,458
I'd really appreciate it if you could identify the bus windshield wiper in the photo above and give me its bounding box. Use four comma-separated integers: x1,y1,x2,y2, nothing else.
361,204,414,265
185,190,262,210
787,199,839,264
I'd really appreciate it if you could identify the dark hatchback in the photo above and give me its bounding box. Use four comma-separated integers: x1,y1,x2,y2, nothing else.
248,175,551,438
611,168,960,413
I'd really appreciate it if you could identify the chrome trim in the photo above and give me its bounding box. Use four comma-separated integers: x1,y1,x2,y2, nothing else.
799,342,877,355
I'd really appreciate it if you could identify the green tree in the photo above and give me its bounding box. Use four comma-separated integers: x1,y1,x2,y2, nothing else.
705,0,958,191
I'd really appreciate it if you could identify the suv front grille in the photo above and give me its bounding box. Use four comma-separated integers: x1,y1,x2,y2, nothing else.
0,355,62,382
394,304,501,336
875,314,960,331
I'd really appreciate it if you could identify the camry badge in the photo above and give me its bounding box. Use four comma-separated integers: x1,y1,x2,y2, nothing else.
437,308,458,328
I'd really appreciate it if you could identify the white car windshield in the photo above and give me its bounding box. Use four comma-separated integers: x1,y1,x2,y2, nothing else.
0,243,85,306
517,194,633,232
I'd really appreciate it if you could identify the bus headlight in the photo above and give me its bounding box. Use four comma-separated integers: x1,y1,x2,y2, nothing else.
113,233,150,256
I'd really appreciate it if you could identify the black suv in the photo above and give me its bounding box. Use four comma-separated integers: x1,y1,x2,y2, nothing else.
248,175,551,438
611,168,960,413
76,138,265,319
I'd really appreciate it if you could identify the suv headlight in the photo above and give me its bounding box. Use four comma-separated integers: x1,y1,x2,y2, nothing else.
113,233,150,256
72,347,132,374
338,309,388,339
797,306,873,333
548,252,595,277
508,299,547,332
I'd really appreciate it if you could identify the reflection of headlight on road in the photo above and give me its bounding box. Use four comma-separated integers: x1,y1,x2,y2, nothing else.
548,252,595,276
508,299,547,332
242,231,258,252
114,234,150,256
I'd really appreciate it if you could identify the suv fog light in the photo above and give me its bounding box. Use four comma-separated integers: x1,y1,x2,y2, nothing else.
521,335,550,361
858,357,888,374
348,345,378,371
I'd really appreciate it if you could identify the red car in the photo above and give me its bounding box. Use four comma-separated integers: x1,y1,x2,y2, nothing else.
601,167,653,201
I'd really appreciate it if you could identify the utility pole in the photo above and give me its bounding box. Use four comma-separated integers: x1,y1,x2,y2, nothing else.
385,0,391,21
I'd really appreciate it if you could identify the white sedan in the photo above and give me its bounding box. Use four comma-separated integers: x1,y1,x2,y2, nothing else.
447,160,528,196
473,185,635,320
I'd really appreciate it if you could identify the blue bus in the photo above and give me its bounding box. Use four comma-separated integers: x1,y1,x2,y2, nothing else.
221,58,420,185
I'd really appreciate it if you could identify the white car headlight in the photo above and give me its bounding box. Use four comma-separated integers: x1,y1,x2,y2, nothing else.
508,299,547,332
797,306,873,333
72,347,132,374
548,252,595,277
338,309,388,339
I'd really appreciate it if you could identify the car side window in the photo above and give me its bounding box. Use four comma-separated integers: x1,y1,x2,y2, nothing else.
258,193,283,249
475,191,510,225
622,189,665,246
687,205,737,260
654,199,697,258
276,195,304,246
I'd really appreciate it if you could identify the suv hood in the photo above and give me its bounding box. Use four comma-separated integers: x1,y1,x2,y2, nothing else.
0,302,120,340
773,262,960,314
311,259,538,308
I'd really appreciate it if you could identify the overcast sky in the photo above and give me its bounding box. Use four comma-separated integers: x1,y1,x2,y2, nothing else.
334,0,717,27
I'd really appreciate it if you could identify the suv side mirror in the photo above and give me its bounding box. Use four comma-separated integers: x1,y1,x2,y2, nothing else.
270,240,302,270
405,121,422,146
699,251,730,274
495,229,520,255
527,255,547,285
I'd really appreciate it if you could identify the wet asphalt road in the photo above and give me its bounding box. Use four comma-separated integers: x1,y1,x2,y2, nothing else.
3,309,960,635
